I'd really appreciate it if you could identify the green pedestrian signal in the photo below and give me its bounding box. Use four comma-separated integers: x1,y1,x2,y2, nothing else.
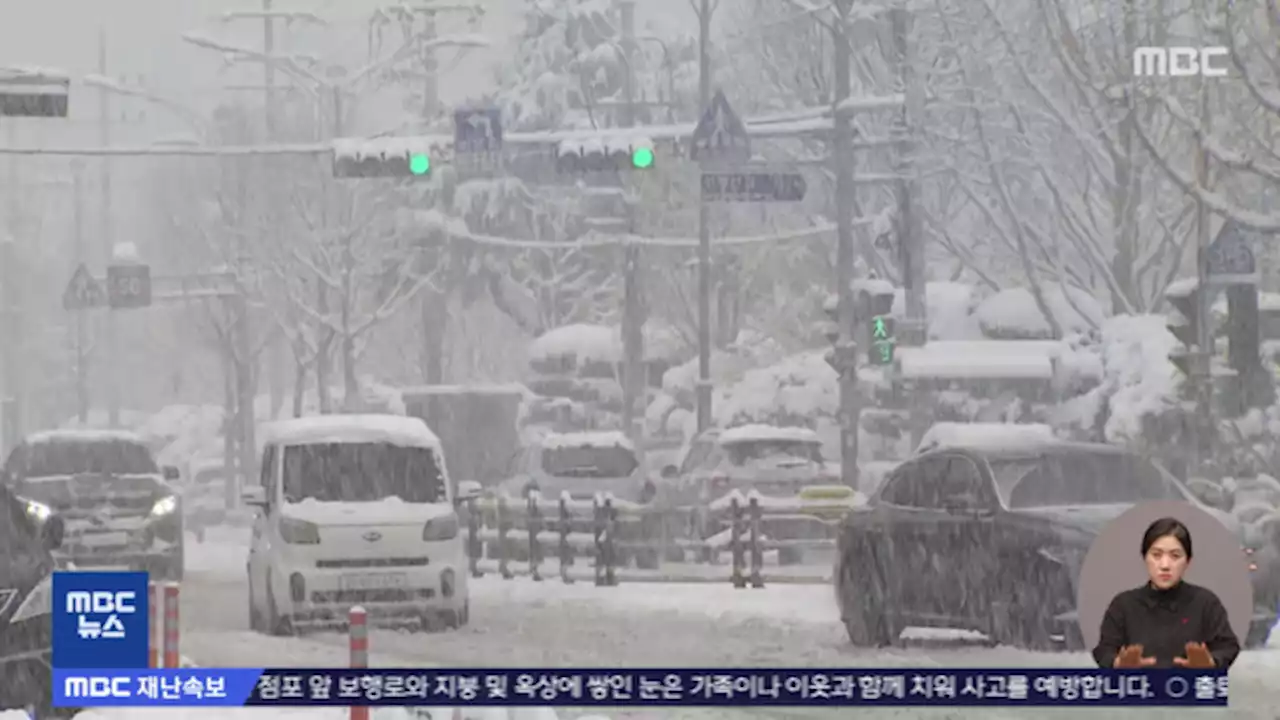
632,146,654,169
409,153,430,175
872,316,889,340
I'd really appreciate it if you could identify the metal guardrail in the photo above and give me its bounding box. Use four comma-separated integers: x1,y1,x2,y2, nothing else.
460,487,862,588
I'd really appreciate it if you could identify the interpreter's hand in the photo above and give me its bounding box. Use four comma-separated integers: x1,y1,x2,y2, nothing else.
1174,642,1215,668
1113,644,1157,668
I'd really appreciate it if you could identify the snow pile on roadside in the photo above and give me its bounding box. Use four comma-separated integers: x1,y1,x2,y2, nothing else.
974,284,1106,339
1054,315,1178,442
714,350,835,428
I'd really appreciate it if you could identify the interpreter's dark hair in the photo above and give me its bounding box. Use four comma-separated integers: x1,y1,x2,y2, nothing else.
1140,517,1193,559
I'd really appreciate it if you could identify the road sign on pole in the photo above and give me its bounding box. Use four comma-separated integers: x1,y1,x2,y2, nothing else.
106,264,152,309
701,172,807,202
454,107,503,176
62,264,106,311
1206,222,1259,285
690,90,750,164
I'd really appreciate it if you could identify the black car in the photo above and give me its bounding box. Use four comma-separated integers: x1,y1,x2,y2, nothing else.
0,483,72,717
2,430,185,580
834,440,1278,650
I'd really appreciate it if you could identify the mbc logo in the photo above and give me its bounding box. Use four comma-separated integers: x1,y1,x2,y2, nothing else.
64,676,132,698
65,590,136,614
1133,47,1229,77
66,590,136,640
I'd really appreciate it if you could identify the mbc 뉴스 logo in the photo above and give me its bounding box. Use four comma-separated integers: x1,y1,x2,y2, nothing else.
52,571,150,669
66,590,136,639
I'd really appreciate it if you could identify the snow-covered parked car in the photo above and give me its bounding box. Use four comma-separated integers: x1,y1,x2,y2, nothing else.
242,414,480,635
495,430,661,568
2,429,184,580
661,424,848,564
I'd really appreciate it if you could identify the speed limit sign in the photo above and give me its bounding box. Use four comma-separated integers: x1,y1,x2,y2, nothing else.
106,264,152,309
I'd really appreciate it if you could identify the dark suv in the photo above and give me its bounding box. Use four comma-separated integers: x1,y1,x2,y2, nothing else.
0,483,70,716
3,430,184,580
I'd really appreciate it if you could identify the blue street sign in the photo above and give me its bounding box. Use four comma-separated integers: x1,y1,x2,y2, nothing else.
453,108,503,154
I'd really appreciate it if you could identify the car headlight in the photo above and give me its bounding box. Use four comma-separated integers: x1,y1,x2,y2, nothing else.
279,517,321,544
150,495,178,517
23,499,52,522
423,514,459,541
10,574,52,623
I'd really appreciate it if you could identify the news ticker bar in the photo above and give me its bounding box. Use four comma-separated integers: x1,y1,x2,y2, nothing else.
54,668,1229,707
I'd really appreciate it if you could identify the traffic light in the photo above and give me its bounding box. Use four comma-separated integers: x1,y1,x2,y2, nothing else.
331,137,437,179
855,282,896,321
869,315,896,365
1164,279,1201,379
556,135,655,174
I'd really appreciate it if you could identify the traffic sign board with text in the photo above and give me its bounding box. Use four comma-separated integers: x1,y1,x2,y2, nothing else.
700,172,807,202
106,265,151,309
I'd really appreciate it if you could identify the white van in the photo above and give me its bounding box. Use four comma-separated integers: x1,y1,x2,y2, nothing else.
242,414,480,635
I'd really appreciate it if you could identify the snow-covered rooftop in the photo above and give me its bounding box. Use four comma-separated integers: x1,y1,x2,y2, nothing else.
540,430,634,451
915,422,1058,455
24,428,146,444
529,324,622,363
897,347,1055,379
263,414,441,449
719,424,821,444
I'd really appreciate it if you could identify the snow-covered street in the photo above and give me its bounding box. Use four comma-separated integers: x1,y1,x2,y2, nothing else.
135,530,1280,720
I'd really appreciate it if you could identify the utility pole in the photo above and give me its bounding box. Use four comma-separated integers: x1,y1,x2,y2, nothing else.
831,0,859,489
1190,73,1214,473
891,7,928,447
0,119,19,453
618,0,644,443
72,162,90,423
99,28,121,427
694,0,713,432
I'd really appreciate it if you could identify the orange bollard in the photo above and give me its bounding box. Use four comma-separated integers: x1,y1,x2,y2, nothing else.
148,583,158,668
162,583,180,668
349,606,368,720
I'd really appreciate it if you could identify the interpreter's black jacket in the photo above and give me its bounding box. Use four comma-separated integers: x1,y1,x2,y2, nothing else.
1091,581,1240,670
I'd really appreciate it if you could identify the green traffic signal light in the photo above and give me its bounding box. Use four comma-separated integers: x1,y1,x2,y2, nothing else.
872,316,889,340
632,147,654,169
409,153,430,175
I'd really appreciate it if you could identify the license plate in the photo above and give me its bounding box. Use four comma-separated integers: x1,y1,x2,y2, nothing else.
78,532,129,547
338,573,407,591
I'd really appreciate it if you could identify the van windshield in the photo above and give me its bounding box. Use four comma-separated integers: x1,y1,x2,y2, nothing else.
281,442,445,504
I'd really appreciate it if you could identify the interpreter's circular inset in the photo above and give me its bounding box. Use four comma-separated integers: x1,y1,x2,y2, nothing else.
1076,501,1253,670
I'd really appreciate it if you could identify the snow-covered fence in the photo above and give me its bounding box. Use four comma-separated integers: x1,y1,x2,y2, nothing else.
461,488,855,587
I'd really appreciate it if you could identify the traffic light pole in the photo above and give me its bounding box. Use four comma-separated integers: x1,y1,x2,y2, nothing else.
833,0,859,490
1190,100,1213,473
619,0,646,443
0,118,19,454
694,0,714,433
98,29,121,428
